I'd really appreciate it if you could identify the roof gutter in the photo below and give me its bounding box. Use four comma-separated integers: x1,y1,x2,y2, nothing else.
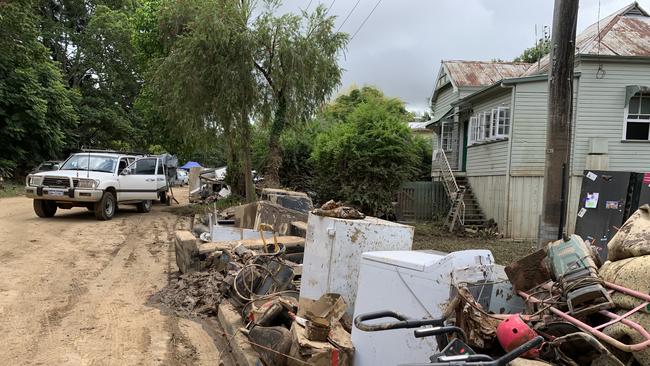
578,54,650,63
501,72,581,86
451,81,503,108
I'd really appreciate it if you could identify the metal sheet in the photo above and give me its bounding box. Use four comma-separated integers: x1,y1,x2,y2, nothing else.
299,214,414,315
443,61,530,87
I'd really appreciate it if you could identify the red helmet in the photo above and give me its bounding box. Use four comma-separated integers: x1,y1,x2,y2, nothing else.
496,314,540,358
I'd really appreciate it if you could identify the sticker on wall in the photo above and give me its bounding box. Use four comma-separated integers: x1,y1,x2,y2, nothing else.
585,192,599,209
586,171,598,181
605,200,620,210
578,207,587,218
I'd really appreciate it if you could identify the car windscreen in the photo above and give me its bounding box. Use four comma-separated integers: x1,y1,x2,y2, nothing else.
60,154,117,173
38,162,57,170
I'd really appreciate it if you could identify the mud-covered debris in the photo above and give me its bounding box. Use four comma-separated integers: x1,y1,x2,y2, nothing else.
154,270,225,317
311,200,365,219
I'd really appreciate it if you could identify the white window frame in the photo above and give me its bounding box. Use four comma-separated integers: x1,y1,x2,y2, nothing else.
441,121,453,152
468,116,478,145
623,92,650,141
490,109,498,138
494,106,511,138
468,106,511,146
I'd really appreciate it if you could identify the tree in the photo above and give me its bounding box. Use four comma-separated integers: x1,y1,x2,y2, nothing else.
514,38,551,63
253,4,348,188
38,0,141,149
321,86,410,124
150,0,257,201
0,0,78,174
311,87,419,216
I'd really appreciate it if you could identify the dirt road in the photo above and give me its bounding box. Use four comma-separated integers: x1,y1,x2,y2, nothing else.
0,191,221,365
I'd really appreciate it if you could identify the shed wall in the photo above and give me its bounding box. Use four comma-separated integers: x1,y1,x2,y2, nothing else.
466,91,512,176
573,61,650,173
466,175,507,230
506,176,544,239
510,80,548,176
466,142,509,175
432,84,457,122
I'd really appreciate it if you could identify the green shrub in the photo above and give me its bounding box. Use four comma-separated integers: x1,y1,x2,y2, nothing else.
311,96,418,216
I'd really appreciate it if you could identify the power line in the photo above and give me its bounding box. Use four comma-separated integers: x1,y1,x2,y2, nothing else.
327,0,336,13
336,0,362,32
350,0,383,41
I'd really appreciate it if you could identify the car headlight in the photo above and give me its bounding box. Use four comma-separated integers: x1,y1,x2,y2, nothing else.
28,175,44,186
77,178,99,189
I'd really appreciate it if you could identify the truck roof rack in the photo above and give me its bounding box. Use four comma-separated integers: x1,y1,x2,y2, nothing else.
78,148,148,156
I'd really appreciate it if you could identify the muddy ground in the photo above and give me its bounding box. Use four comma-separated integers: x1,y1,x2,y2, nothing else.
0,188,223,365
412,223,536,265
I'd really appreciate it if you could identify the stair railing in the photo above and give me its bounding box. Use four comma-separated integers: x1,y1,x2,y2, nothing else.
433,149,465,228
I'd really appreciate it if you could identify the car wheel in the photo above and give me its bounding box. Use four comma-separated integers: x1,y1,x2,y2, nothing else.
33,200,57,218
159,192,167,205
94,191,116,220
137,200,152,213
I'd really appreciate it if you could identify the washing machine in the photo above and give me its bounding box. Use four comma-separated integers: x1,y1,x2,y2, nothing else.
351,250,496,366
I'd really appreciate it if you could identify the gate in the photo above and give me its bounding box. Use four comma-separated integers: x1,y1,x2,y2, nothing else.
396,181,449,223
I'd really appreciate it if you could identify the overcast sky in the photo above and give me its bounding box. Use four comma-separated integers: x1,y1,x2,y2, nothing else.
276,0,650,114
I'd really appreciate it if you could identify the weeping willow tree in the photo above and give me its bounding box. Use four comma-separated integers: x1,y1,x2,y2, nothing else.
147,0,347,195
253,3,348,187
151,0,258,201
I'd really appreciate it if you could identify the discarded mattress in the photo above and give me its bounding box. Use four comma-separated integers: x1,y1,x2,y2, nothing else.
608,204,650,261
599,255,650,313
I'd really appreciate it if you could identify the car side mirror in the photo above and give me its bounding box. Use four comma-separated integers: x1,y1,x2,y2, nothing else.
121,168,131,175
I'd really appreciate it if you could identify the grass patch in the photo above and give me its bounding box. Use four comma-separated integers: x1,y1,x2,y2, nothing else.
0,182,23,199
412,222,536,265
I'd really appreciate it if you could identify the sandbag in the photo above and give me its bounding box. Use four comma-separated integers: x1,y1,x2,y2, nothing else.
599,255,650,313
602,311,650,366
608,204,650,261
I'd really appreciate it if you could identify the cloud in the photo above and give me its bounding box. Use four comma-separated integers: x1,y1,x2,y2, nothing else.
277,0,649,113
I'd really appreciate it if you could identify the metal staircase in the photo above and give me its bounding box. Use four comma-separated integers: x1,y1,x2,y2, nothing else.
433,149,487,231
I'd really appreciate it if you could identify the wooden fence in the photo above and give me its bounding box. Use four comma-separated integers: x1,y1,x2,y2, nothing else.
395,180,449,223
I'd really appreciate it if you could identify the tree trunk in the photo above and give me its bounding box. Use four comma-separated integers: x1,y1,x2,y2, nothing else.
264,91,287,188
239,113,256,202
225,122,246,197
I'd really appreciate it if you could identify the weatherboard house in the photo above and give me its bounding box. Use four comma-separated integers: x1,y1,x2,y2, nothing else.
428,3,650,239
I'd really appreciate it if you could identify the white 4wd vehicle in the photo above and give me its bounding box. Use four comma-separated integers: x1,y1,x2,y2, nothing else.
25,152,167,220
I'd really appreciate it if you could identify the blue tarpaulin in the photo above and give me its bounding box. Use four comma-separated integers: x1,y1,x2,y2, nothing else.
179,161,202,170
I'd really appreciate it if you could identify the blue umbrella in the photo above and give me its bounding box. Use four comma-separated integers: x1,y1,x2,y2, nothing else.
179,161,202,170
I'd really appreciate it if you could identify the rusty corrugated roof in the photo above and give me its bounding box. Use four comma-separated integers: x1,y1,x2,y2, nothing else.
524,2,650,76
442,61,531,87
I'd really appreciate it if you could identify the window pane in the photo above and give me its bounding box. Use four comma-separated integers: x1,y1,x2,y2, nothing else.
630,96,641,114
134,159,157,175
626,122,650,140
441,121,453,151
641,95,650,114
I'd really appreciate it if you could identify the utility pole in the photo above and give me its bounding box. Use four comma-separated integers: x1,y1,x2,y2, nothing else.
539,0,579,245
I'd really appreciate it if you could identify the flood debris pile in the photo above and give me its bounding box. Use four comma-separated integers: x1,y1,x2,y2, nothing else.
156,270,225,317
188,166,231,204
437,204,650,366
161,185,650,366
161,193,368,366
